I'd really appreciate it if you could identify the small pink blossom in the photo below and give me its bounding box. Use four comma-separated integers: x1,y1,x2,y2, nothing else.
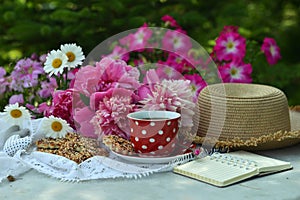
220,25,239,34
261,37,281,65
107,46,129,62
9,94,24,104
218,60,252,83
214,32,246,61
162,30,192,53
155,64,183,80
161,15,181,29
184,74,207,102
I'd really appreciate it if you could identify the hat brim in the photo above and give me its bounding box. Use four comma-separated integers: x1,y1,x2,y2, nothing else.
193,109,300,151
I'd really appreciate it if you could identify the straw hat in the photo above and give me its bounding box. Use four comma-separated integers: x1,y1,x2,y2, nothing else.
193,83,300,151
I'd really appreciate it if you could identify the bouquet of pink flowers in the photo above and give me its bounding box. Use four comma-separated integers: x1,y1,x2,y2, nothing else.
72,57,195,140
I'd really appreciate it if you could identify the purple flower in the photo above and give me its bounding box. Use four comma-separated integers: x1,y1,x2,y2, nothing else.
0,67,8,94
9,94,24,104
38,77,58,98
10,58,44,92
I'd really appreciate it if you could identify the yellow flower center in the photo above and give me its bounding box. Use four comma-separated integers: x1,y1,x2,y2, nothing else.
227,41,234,49
66,52,76,62
51,121,63,132
52,58,62,68
10,109,22,118
230,68,237,75
270,46,275,56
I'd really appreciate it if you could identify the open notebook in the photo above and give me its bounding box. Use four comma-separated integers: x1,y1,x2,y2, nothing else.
173,151,292,187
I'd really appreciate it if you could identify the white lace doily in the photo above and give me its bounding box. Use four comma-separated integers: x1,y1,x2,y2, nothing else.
0,118,194,183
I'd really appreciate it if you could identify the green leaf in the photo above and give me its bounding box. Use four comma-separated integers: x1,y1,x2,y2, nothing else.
80,93,90,106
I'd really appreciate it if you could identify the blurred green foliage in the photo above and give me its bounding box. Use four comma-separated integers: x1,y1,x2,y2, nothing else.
0,0,299,104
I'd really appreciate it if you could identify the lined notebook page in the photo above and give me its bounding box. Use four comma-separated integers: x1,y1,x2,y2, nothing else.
173,153,259,187
227,151,292,173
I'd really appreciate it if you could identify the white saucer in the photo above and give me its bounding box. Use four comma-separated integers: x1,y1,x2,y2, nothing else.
111,151,193,164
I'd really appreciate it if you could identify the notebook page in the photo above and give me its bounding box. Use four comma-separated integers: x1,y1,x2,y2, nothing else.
174,155,258,187
227,151,292,173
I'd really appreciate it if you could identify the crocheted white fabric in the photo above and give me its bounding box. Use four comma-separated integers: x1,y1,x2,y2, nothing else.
0,118,194,183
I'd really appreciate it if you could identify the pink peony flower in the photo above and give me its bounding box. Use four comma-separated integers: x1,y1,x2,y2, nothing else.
90,88,135,139
136,84,151,101
184,74,207,102
73,65,103,96
9,94,24,104
73,106,97,138
47,89,75,128
213,32,246,61
261,37,281,65
140,75,195,128
218,60,252,83
95,57,140,91
162,30,192,53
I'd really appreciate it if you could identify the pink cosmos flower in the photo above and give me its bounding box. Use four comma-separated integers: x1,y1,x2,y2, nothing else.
47,89,75,128
90,88,135,139
162,30,192,53
213,32,246,61
218,60,252,83
261,37,281,65
9,94,24,104
184,74,207,102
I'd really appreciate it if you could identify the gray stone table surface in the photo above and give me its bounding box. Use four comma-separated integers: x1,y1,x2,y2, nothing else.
1,143,300,200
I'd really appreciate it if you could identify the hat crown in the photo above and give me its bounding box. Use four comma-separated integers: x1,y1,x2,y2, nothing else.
197,83,291,150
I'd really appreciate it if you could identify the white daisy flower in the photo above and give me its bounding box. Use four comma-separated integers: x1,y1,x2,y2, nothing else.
41,116,73,139
44,50,68,76
60,43,85,68
2,103,31,128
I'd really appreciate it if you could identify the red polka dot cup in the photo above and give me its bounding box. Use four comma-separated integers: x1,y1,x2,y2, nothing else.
127,110,181,157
